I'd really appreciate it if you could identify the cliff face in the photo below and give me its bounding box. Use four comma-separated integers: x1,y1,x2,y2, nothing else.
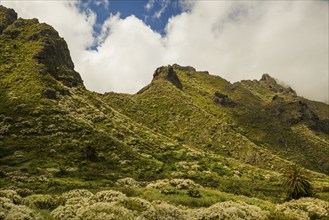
0,5,83,108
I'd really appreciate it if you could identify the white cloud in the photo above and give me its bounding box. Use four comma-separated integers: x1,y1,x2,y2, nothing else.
145,0,155,11
153,0,170,19
2,1,328,102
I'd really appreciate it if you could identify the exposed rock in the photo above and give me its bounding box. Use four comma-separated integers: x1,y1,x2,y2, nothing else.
153,65,183,90
172,64,196,72
260,74,296,95
271,95,284,102
0,6,17,34
213,91,237,107
32,27,83,87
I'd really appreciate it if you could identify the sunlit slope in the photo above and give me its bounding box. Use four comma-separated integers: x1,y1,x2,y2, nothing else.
104,64,329,174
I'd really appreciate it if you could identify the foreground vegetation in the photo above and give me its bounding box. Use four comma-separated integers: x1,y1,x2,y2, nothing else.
1,177,329,220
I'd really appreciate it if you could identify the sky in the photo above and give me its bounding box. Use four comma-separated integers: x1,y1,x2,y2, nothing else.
1,0,328,103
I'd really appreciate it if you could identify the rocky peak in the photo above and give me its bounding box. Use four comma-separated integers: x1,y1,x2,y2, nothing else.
260,74,277,84
259,73,296,95
0,6,83,88
172,64,196,72
0,5,17,33
153,65,183,90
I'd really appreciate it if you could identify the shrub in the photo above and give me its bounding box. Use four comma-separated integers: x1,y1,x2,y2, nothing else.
76,202,135,220
15,188,33,197
188,188,201,198
146,179,170,189
146,178,201,190
146,201,190,220
5,204,41,220
23,194,59,210
93,190,127,203
0,197,40,220
61,189,93,203
120,197,154,214
115,177,141,188
275,197,329,220
0,190,21,204
170,179,201,190
196,201,270,220
161,187,179,195
51,204,82,220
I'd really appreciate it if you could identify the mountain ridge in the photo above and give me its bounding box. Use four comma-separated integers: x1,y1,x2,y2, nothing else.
0,6,329,219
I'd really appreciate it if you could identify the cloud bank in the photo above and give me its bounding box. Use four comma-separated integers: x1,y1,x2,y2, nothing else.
2,1,328,102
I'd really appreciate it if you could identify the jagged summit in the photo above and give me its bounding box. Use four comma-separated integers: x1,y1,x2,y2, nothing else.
152,65,183,89
0,6,83,104
0,5,17,33
259,73,296,95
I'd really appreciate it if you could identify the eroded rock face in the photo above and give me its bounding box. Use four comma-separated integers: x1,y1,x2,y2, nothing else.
0,6,17,33
172,64,196,72
153,65,183,90
260,74,296,95
213,91,237,107
1,6,83,88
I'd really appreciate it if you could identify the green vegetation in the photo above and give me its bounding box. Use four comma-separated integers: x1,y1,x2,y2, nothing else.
0,5,328,219
282,164,313,200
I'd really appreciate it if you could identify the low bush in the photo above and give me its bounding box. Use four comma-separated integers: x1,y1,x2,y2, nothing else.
275,197,329,220
0,189,22,204
23,194,59,210
188,188,201,198
195,201,270,220
115,177,141,188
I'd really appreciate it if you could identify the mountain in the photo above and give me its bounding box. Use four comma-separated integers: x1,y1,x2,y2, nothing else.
0,6,328,219
104,64,329,174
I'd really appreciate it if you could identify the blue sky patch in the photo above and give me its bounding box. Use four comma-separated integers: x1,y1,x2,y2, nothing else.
79,0,184,37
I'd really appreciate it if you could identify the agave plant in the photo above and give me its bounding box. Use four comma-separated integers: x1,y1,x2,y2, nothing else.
282,164,313,200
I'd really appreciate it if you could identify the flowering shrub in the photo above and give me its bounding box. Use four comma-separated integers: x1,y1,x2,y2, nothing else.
61,189,93,203
120,197,154,215
146,179,170,189
93,190,127,203
0,190,22,204
1,196,40,220
275,197,329,220
196,201,269,220
160,187,179,195
5,204,41,220
169,179,201,190
115,178,141,188
146,178,201,190
23,194,58,210
145,201,190,220
76,202,135,220
51,203,82,220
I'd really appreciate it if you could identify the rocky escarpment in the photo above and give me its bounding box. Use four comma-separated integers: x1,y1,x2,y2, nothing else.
0,5,83,92
0,6,17,33
153,65,183,89
260,74,296,95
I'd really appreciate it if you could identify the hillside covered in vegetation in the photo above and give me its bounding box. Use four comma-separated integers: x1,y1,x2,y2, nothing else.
0,6,328,219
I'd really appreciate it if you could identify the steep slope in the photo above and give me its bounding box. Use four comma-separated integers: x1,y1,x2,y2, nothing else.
0,7,292,200
104,64,329,174
0,6,196,189
0,7,328,214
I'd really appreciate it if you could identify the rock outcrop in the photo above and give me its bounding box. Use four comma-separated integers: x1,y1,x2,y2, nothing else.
0,6,17,33
153,65,183,90
213,91,237,107
260,74,296,95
